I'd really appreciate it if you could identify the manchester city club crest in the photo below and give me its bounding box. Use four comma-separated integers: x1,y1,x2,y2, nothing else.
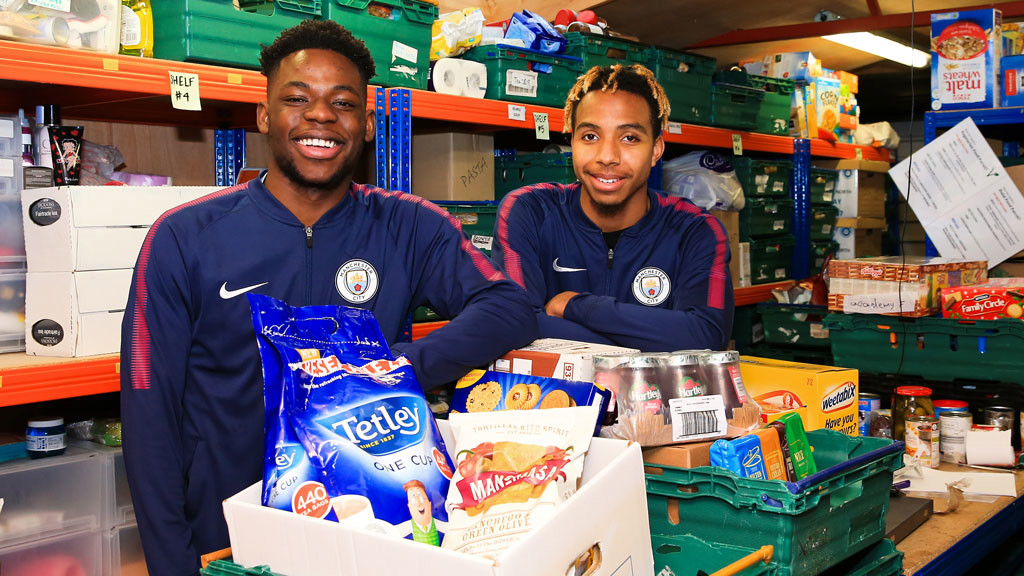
336,259,379,303
632,267,671,306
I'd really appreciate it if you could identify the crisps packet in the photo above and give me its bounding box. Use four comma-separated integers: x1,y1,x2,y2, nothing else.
250,294,455,544
442,406,598,559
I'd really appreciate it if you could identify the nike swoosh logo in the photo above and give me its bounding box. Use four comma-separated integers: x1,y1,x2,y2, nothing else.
219,281,269,300
552,258,587,273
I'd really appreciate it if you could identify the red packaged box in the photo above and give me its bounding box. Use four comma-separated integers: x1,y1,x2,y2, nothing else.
941,278,1024,320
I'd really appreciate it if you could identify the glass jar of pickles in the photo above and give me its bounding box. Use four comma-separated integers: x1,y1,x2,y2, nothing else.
893,386,934,442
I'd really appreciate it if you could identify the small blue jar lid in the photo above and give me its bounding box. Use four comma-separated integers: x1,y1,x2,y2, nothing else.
28,417,64,428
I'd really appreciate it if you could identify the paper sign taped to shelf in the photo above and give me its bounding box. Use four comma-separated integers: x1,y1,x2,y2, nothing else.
890,117,1024,268
392,41,418,64
732,134,743,156
667,122,682,135
856,148,863,160
169,72,201,111
29,0,70,12
227,73,243,85
508,104,526,122
102,59,118,71
842,292,918,314
533,112,549,140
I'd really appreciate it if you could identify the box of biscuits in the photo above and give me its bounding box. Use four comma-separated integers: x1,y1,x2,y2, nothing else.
941,278,1024,320
828,256,987,317
487,338,639,383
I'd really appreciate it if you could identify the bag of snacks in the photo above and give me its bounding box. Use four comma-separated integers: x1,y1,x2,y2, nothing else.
250,294,454,544
442,406,598,558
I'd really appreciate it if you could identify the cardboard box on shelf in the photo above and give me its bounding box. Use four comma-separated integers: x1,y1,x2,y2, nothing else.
25,269,133,357
488,338,639,383
740,356,859,436
224,421,654,576
1005,54,1024,106
834,227,884,260
21,186,217,272
412,132,494,201
816,159,889,219
931,9,1002,111
762,51,821,83
711,209,740,289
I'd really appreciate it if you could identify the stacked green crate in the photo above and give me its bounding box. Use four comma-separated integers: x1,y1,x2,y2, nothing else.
747,234,794,284
732,157,792,198
734,156,794,285
154,0,320,68
563,32,651,70
750,75,796,135
494,153,575,200
711,70,765,131
810,240,839,274
809,167,839,205
740,197,794,240
646,48,716,125
462,45,584,108
323,0,437,89
810,205,839,241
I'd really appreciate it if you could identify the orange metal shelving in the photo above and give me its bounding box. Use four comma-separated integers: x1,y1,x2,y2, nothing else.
0,354,120,407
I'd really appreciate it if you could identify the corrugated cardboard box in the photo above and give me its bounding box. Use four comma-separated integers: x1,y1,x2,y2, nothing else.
642,441,713,470
224,421,654,576
412,132,494,201
816,159,888,219
488,338,638,383
827,256,987,316
740,356,859,436
710,210,740,289
834,226,884,260
25,269,133,357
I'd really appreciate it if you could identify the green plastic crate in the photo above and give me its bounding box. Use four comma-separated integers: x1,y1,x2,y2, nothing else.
462,45,584,108
494,153,575,200
563,32,651,71
810,205,839,241
823,314,1024,385
412,306,441,322
810,240,839,275
153,0,320,69
750,75,796,136
810,168,839,205
645,430,904,576
653,534,776,576
324,0,436,89
819,539,903,576
202,559,285,576
757,303,830,349
732,304,765,353
732,157,792,198
435,201,498,255
647,47,715,125
712,83,765,131
740,197,794,240
748,235,794,284
746,342,834,366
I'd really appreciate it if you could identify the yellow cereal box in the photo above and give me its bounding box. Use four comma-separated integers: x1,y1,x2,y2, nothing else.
740,356,859,436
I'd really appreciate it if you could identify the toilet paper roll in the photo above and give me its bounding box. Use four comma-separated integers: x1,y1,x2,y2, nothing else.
429,59,488,98
543,144,571,154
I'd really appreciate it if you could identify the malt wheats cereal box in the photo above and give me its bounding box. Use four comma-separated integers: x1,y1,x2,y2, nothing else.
931,9,1003,110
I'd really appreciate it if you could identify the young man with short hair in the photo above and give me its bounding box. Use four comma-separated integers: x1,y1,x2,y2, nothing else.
492,64,733,351
121,21,536,575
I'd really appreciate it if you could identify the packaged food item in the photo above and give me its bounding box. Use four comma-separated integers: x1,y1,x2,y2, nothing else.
766,421,797,481
442,406,598,559
450,369,612,435
752,428,787,481
893,386,934,443
250,294,453,542
710,435,767,479
859,393,881,437
828,257,988,317
933,399,969,415
906,415,940,468
869,409,894,439
774,412,817,479
931,9,1002,110
941,280,1024,320
939,410,972,464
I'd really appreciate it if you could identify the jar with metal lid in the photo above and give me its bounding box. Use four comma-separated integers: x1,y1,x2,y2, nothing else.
933,400,969,416
893,386,934,443
26,417,66,459
698,350,749,412
660,352,707,400
869,409,893,439
623,354,664,415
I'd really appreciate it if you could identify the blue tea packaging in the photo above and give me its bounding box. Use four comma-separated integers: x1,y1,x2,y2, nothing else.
250,294,454,544
710,435,767,480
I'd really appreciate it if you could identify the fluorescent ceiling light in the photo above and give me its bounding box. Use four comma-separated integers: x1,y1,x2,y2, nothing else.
822,32,931,67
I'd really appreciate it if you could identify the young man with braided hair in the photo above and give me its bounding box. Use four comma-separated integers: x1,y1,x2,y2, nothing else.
121,20,536,575
492,64,734,351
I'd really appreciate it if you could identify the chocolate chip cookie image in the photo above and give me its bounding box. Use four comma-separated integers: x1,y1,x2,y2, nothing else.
466,380,503,412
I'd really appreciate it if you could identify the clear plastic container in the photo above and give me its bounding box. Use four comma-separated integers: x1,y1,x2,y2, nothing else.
75,441,134,526
0,1,122,54
0,270,26,353
0,155,25,196
0,528,102,576
104,523,147,576
0,115,20,157
0,446,105,548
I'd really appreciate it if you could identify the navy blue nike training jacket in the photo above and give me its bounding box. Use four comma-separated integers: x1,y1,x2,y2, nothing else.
492,182,733,351
120,178,536,576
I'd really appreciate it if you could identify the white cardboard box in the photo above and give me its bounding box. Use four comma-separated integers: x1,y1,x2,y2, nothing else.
21,186,218,272
816,159,889,219
25,269,133,357
487,338,640,383
224,422,653,576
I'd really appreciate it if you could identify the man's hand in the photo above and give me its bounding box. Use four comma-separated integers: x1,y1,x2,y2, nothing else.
545,291,579,319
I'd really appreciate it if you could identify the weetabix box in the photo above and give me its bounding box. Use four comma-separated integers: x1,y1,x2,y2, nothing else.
739,356,859,436
828,256,988,317
931,9,1002,110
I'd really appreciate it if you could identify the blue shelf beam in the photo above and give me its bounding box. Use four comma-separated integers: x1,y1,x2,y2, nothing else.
791,138,811,280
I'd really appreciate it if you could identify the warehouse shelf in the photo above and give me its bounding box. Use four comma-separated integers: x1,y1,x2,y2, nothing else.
0,353,119,407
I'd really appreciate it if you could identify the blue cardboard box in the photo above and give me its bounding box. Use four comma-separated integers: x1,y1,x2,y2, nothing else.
931,9,1002,110
1003,54,1024,107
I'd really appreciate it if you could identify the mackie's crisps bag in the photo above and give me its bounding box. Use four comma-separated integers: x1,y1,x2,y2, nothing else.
250,294,454,544
442,406,598,559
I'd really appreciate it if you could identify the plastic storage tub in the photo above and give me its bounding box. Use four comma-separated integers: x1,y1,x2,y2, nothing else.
0,270,25,353
564,32,651,70
757,303,830,349
731,157,792,198
750,75,796,135
652,534,775,576
0,528,103,576
646,430,904,576
809,205,839,241
647,47,715,125
712,83,765,131
433,201,498,255
0,0,121,53
810,240,839,275
740,197,794,240
0,115,21,157
494,152,575,199
462,45,584,108
153,0,320,69
810,168,839,205
0,194,26,269
824,314,1024,384
748,235,794,284
76,442,134,527
0,155,24,196
104,523,147,576
203,559,287,575
323,0,437,89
